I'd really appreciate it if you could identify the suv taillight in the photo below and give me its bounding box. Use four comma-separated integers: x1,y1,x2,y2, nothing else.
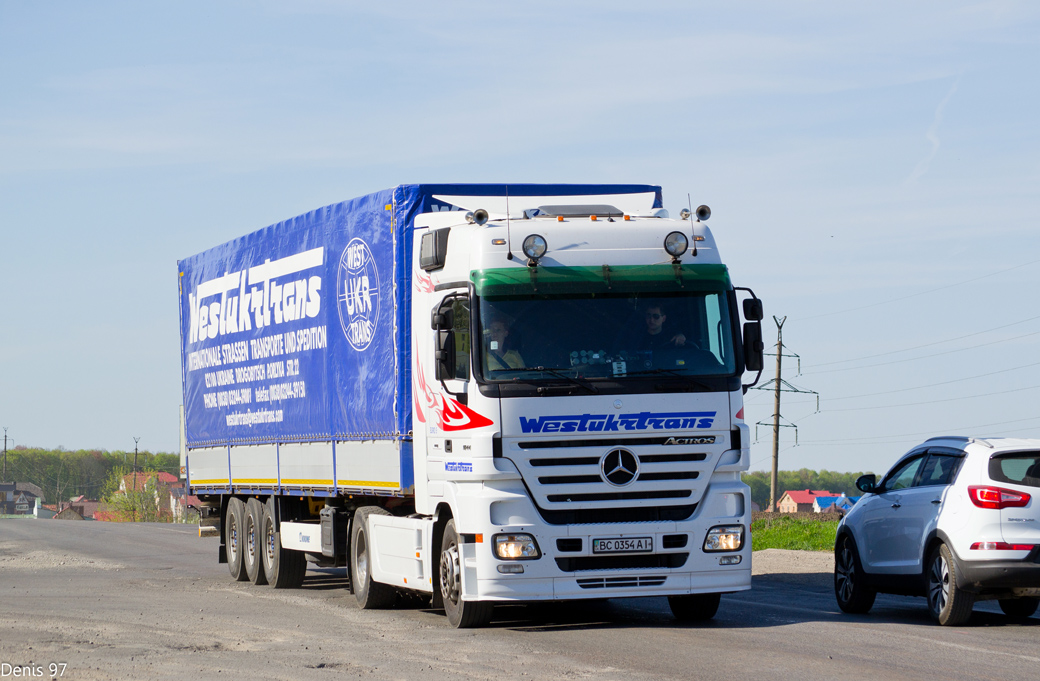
968,485,1031,510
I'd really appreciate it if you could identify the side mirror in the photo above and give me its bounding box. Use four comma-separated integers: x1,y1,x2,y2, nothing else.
856,474,877,494
433,300,457,381
743,321,764,372
435,329,456,381
743,298,763,321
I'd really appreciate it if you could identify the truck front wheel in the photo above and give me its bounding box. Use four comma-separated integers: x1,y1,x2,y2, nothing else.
668,593,721,621
438,519,493,628
351,506,395,609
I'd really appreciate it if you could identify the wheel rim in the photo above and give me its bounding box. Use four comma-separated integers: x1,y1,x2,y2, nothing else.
246,517,256,563
264,517,276,566
356,532,368,585
928,553,949,615
440,541,461,606
228,515,239,563
836,541,855,603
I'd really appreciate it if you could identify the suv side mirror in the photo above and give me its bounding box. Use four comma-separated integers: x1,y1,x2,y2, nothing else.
743,321,764,372
856,474,877,494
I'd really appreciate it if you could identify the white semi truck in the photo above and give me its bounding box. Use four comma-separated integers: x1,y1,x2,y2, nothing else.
178,183,764,627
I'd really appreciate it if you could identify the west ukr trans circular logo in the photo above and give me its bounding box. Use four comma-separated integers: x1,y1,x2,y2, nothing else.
337,238,380,351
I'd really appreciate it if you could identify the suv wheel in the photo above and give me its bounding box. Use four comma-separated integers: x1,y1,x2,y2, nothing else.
927,544,974,626
834,534,876,614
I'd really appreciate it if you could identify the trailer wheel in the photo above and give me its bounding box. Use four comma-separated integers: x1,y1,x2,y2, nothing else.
438,519,493,628
225,497,249,581
351,506,395,609
261,497,306,588
243,498,268,585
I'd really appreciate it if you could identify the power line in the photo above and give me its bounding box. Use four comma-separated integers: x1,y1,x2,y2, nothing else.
796,257,1040,322
795,416,1040,444
824,383,1040,412
800,329,1040,375
806,314,1040,368
825,360,1040,401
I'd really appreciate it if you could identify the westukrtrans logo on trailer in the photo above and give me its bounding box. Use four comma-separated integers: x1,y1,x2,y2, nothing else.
337,238,380,351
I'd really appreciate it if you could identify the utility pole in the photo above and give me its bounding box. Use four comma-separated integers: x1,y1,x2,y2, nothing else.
2,427,8,482
132,437,141,522
752,317,819,512
770,317,785,512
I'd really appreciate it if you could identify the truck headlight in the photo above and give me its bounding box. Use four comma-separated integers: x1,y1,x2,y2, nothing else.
493,533,541,560
703,525,744,552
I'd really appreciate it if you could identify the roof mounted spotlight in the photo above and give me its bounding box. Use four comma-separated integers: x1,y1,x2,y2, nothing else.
680,208,692,220
468,208,489,225
695,205,711,222
664,231,689,261
522,234,547,266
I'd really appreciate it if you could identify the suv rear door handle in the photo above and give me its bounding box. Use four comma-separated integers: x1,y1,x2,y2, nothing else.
931,499,942,504
891,502,901,508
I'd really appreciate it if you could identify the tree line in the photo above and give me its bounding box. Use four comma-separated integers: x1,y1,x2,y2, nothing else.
742,469,873,510
1,446,179,504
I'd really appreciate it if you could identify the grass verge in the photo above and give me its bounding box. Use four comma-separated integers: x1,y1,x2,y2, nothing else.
751,515,839,552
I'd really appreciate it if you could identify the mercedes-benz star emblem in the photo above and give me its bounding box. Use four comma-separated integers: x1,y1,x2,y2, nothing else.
601,448,639,487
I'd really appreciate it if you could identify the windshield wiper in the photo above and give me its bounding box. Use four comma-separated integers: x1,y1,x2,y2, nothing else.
623,367,715,391
505,367,599,394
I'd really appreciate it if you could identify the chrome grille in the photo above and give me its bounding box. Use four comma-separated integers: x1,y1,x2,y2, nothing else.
504,434,725,522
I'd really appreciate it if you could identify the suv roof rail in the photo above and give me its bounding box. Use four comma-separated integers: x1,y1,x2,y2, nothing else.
923,435,994,448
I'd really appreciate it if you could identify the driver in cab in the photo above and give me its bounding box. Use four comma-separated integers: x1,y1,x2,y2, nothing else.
637,304,687,351
485,318,525,371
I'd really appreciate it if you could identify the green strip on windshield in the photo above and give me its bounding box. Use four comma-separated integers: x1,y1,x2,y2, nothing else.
472,264,731,296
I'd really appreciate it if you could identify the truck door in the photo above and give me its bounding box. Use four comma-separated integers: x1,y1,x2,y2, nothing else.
428,294,475,472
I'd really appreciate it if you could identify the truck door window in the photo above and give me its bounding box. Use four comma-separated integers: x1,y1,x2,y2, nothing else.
450,298,470,381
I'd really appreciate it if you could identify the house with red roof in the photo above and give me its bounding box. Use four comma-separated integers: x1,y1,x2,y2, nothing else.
777,489,836,513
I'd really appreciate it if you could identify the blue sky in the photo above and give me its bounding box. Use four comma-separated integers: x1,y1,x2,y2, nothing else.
1,1,1038,474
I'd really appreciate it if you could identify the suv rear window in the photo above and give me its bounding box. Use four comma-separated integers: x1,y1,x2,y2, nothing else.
989,452,1040,489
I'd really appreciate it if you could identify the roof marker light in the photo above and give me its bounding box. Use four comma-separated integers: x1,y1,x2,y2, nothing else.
624,215,631,221
590,215,598,221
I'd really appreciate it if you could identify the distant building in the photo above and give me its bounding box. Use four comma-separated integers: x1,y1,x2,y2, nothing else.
777,489,836,513
0,482,46,515
812,493,860,515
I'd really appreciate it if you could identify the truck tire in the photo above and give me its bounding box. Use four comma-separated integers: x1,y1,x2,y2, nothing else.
261,497,306,588
225,497,249,582
351,506,395,609
244,498,268,585
668,593,721,621
438,519,493,628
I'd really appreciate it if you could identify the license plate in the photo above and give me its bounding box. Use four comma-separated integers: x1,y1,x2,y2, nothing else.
592,536,653,554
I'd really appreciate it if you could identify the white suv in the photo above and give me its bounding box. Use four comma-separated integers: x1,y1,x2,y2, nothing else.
834,436,1040,625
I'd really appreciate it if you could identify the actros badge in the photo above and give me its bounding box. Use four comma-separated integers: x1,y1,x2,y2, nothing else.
337,238,380,351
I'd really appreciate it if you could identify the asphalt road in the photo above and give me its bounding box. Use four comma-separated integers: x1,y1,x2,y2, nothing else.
0,520,1036,681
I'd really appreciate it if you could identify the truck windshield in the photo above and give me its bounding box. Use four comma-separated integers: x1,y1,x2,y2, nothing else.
476,290,738,381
